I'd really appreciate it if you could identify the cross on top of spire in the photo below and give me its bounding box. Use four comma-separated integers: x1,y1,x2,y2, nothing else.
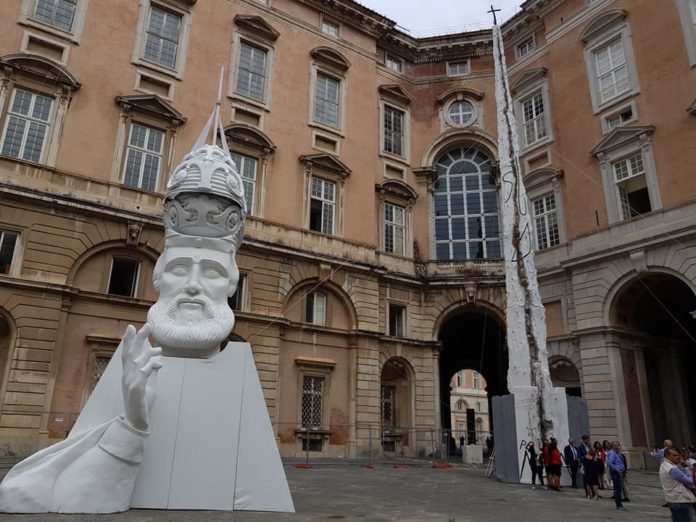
488,5,502,25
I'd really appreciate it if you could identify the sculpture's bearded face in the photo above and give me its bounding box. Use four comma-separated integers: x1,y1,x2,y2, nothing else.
148,245,238,358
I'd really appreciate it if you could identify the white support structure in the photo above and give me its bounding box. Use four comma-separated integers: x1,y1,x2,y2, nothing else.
492,22,569,482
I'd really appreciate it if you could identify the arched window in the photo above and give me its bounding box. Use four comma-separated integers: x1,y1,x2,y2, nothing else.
433,145,500,260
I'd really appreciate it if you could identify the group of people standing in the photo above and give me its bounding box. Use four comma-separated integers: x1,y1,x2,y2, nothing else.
526,435,696,520
525,436,630,510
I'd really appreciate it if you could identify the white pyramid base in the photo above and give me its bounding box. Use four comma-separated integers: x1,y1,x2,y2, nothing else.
73,342,294,512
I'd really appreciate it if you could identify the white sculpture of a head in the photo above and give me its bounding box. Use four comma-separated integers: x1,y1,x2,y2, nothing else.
147,144,246,359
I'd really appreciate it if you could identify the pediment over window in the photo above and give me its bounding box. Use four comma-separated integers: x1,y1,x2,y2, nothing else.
311,47,350,72
580,9,628,43
378,85,411,105
300,153,351,179
375,179,418,204
510,67,547,95
591,125,654,157
115,94,186,126
225,124,276,153
523,167,562,190
0,53,80,91
436,87,484,105
234,15,279,42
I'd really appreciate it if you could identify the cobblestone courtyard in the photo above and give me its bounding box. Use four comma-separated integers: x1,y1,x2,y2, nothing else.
0,460,672,521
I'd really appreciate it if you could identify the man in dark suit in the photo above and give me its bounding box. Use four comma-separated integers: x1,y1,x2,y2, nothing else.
577,435,591,460
564,438,580,488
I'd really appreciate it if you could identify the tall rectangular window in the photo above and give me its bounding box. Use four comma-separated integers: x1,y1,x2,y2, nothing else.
0,230,19,275
1,89,53,163
381,385,396,428
314,73,340,127
521,90,547,147
384,203,405,255
532,194,560,250
227,273,246,311
107,257,140,297
143,5,182,70
309,177,335,234
236,42,267,102
388,303,405,337
473,372,481,389
33,0,77,32
612,153,651,220
594,38,629,104
301,375,324,429
305,291,327,325
122,123,164,192
230,152,257,214
383,106,404,156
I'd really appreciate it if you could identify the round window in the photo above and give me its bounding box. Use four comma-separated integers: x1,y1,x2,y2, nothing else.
447,100,475,126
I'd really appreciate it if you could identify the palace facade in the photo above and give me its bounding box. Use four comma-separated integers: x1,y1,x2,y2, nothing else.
0,0,694,465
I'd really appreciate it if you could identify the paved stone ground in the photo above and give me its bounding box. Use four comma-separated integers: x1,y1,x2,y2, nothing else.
0,460,672,522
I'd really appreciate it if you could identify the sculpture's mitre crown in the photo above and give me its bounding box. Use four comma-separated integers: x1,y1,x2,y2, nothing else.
166,144,246,212
163,144,245,251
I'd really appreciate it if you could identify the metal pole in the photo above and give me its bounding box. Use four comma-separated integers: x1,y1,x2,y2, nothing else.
431,428,436,466
304,424,310,467
369,424,373,466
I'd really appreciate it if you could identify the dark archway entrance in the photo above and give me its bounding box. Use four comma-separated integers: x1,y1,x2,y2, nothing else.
438,307,507,433
610,273,696,447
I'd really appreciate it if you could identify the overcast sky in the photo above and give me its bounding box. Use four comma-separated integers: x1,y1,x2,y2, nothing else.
357,1,525,36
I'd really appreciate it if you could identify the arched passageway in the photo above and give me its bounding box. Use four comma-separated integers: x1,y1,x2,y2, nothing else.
438,307,507,433
610,273,696,447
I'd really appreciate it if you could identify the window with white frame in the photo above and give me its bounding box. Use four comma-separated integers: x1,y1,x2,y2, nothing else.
446,100,475,127
230,152,257,214
305,291,327,325
602,104,635,133
388,303,405,337
594,38,629,104
122,122,164,192
447,61,469,76
677,0,696,66
520,90,547,147
314,73,340,128
473,371,481,389
456,400,464,411
386,55,402,72
517,37,535,58
384,202,405,255
1,88,53,163
612,152,651,220
0,230,19,275
309,177,335,234
456,371,463,387
107,256,140,297
434,146,500,260
321,19,339,38
227,273,247,311
532,193,560,250
32,0,77,32
235,42,268,102
581,12,639,113
383,106,404,156
143,5,182,70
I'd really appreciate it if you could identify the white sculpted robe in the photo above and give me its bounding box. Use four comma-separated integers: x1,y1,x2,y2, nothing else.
0,341,294,514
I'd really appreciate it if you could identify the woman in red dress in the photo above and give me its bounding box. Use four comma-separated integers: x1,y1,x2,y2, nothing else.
548,438,563,491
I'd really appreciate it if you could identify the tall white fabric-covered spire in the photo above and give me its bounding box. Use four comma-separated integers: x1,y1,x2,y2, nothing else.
492,22,555,442
194,67,231,156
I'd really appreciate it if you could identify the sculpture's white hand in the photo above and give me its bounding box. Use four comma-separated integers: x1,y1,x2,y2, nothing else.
121,324,162,432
